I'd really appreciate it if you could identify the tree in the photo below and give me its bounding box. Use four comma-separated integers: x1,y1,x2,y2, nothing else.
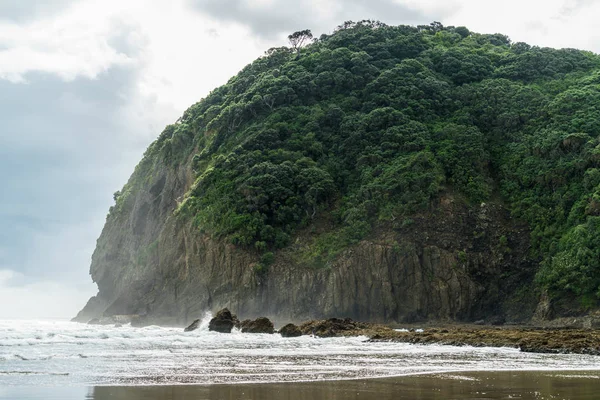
288,29,313,56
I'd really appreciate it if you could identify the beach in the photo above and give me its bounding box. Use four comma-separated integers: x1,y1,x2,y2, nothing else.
2,371,600,400
3,320,600,399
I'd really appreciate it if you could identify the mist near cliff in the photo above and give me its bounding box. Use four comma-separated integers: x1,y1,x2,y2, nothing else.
2,0,600,320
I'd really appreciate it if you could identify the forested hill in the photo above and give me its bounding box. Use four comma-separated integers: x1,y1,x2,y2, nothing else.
82,21,600,324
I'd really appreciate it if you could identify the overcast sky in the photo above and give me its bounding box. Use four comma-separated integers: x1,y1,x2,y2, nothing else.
1,0,599,319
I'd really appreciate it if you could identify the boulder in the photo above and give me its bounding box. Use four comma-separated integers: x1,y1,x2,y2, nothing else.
279,323,302,338
240,317,275,334
300,318,371,337
184,319,201,332
208,308,236,333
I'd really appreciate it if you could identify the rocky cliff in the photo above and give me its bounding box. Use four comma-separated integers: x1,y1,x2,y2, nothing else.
75,149,535,325
75,21,600,325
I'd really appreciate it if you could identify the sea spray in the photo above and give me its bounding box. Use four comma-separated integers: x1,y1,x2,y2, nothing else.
1,319,600,386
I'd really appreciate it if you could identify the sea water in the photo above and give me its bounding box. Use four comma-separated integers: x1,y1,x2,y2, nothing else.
1,313,600,388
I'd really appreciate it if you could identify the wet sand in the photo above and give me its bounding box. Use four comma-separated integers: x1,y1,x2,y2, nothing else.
4,371,600,400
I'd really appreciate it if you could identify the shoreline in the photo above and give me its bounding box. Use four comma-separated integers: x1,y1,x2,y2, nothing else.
85,367,600,388
370,326,600,355
5,370,600,400
75,314,600,356
297,318,600,355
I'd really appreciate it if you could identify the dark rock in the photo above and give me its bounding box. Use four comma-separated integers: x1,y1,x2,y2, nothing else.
488,315,506,326
300,318,367,337
232,314,241,329
473,319,485,325
76,186,540,327
184,319,201,332
209,308,235,333
72,295,108,323
279,323,302,338
114,323,123,328
88,318,100,325
239,319,251,329
241,317,274,334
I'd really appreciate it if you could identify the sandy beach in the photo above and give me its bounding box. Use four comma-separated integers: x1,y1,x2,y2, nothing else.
2,371,600,400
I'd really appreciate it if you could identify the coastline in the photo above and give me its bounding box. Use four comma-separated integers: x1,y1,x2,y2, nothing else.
4,319,600,395
4,370,600,400
296,317,600,355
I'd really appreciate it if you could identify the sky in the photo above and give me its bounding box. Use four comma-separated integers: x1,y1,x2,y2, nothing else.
1,0,599,319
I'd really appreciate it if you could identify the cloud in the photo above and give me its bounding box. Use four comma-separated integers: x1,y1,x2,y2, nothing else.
443,0,600,52
0,4,136,83
0,0,266,320
558,0,596,17
0,269,94,319
0,0,76,22
0,64,171,282
188,0,447,39
2,0,600,321
0,63,172,318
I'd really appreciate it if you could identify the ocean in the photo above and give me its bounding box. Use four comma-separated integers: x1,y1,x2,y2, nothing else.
2,314,600,399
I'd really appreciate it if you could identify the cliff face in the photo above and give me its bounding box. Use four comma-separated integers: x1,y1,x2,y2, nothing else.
75,21,600,324
75,153,536,325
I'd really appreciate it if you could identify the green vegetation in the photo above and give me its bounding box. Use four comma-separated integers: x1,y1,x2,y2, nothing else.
115,21,600,306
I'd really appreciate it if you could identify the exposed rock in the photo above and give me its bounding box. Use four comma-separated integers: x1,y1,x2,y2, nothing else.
72,295,108,323
532,290,554,322
279,323,302,338
239,319,250,328
75,151,537,327
232,314,241,329
208,308,235,333
240,317,274,334
584,316,600,329
368,326,600,356
88,318,100,325
300,318,384,338
184,319,201,332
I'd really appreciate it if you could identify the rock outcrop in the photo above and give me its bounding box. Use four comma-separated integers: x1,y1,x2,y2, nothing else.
300,318,382,338
208,308,236,333
279,323,302,338
240,317,275,334
75,166,536,326
71,22,600,329
184,319,201,332
369,326,600,356
74,168,537,328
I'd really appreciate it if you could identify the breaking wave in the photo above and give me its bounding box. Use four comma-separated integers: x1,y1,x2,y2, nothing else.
1,316,600,386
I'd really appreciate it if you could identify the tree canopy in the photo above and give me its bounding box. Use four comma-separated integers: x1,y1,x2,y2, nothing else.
116,21,600,309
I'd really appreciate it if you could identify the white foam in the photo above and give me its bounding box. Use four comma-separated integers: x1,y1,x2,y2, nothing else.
1,318,599,387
